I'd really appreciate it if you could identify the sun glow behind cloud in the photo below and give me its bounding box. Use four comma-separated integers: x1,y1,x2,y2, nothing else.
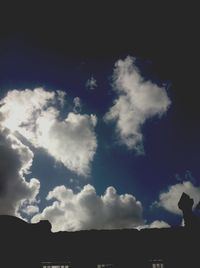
0,88,97,176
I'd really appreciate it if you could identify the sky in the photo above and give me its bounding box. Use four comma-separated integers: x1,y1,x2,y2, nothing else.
0,6,200,232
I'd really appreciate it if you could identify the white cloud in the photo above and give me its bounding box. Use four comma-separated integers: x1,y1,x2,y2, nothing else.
105,56,171,153
155,181,200,215
0,88,97,176
138,220,170,230
31,184,144,232
86,76,98,90
0,127,40,216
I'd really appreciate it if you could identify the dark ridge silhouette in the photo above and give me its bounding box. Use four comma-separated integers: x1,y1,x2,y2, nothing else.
1,192,200,268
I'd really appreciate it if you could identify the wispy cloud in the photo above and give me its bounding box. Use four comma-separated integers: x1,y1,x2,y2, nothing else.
73,97,82,113
86,76,98,90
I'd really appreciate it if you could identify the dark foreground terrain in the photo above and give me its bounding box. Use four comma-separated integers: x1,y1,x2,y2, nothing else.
0,213,199,268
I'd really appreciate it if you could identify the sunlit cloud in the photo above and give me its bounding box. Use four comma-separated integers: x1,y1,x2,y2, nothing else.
32,184,144,232
105,56,171,153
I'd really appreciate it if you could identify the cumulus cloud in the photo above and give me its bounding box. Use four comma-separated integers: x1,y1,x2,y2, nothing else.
32,184,144,232
86,76,98,90
155,181,200,215
0,127,40,216
104,56,171,153
0,88,97,176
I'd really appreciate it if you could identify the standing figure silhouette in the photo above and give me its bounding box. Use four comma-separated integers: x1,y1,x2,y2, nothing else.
178,192,200,228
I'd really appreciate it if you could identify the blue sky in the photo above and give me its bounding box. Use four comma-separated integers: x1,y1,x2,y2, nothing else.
0,13,199,231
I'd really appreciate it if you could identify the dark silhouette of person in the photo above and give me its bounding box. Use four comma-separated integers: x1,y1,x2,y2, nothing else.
178,192,200,228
